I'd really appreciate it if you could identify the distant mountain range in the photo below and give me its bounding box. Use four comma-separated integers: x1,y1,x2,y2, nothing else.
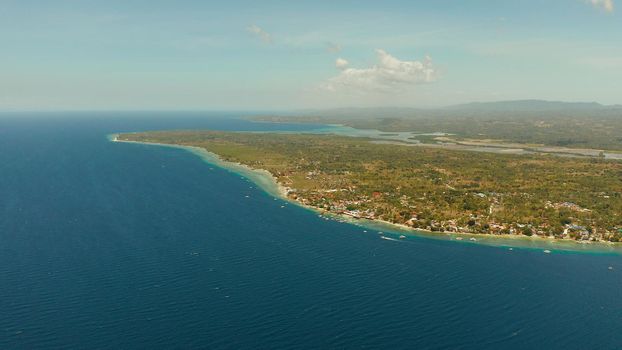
287,100,622,119
446,100,621,112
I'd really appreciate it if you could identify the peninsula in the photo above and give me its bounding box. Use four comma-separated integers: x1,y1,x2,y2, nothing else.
117,130,622,243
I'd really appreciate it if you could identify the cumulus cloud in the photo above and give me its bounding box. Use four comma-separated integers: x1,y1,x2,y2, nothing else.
335,58,349,70
247,24,273,44
586,0,615,12
324,49,436,93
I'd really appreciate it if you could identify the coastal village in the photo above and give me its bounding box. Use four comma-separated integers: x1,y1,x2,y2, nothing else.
285,186,622,242
277,169,622,243
118,131,622,244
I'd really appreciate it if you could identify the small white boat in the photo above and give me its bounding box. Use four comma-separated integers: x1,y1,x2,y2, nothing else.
543,250,552,254
469,237,477,241
399,235,406,239
455,237,463,241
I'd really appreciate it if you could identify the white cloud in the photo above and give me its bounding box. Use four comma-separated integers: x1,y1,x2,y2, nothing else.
247,24,272,44
586,0,615,12
324,49,436,93
335,58,349,69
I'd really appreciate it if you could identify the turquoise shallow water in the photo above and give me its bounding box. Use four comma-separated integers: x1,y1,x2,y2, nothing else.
1,112,621,349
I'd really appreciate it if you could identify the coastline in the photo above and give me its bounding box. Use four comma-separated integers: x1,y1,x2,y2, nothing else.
109,133,622,254
108,133,289,199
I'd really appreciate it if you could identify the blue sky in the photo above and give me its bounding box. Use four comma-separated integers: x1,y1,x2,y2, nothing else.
1,0,620,110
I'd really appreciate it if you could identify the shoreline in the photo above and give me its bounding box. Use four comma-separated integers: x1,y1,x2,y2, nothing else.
108,133,289,199
109,133,622,254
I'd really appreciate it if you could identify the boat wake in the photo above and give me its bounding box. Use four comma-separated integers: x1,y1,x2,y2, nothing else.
380,236,400,242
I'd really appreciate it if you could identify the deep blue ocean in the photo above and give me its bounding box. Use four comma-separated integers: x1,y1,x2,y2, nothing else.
1,112,621,349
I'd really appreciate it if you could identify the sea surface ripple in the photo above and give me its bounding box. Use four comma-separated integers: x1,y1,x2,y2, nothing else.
0,112,621,349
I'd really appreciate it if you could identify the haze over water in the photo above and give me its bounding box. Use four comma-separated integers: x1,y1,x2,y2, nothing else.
1,113,621,349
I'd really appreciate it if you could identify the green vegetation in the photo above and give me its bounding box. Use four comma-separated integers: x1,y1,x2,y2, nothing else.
254,105,622,151
119,130,622,242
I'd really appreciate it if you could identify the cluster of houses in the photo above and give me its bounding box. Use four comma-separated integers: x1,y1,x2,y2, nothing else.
545,201,592,213
283,184,621,242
